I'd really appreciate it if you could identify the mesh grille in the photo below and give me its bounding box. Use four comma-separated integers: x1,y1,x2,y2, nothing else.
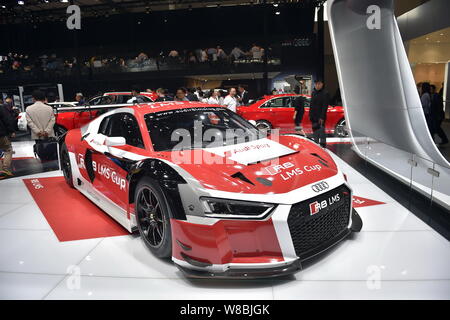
287,185,351,259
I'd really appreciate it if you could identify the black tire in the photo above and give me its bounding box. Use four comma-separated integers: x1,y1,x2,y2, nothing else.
334,118,348,138
135,176,172,258
60,143,74,188
255,120,272,132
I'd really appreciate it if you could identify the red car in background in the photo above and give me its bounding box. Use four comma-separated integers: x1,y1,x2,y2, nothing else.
54,92,156,135
237,94,348,137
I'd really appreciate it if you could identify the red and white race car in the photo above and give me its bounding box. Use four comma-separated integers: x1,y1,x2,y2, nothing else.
237,94,348,137
60,101,362,278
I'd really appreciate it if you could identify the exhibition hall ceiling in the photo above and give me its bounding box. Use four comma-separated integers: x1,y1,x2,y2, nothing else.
408,27,450,64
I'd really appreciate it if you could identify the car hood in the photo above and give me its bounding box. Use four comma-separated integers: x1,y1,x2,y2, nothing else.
162,136,339,194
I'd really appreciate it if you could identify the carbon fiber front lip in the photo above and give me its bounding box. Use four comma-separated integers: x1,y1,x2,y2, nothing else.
177,259,302,279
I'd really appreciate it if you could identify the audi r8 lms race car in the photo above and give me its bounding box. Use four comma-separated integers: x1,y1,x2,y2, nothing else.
60,101,362,278
237,94,348,137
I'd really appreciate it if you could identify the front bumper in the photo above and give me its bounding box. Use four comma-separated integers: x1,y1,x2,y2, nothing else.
174,209,362,279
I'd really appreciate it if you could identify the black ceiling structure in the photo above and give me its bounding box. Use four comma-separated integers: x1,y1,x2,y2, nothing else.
0,0,321,24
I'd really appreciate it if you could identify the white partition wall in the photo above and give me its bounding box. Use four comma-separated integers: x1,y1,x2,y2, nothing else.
327,0,450,210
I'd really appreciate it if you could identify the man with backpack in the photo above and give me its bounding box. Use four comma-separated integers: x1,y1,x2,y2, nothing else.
26,90,55,142
26,90,57,161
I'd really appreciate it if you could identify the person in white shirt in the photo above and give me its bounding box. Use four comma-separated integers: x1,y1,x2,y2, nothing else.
207,90,220,105
230,46,246,61
223,88,238,112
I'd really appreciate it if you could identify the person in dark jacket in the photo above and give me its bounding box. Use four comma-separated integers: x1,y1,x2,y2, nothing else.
431,85,448,146
309,80,330,147
0,105,16,179
292,86,306,136
238,85,250,105
154,88,172,102
187,88,199,102
420,82,434,136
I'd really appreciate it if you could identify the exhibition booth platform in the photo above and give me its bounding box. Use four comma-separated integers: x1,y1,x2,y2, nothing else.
0,139,448,300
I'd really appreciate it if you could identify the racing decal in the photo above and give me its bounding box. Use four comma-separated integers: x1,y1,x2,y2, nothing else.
77,152,127,190
309,193,341,215
352,196,386,208
203,138,297,165
263,161,322,181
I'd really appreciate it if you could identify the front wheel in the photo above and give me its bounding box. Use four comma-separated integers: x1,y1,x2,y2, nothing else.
334,119,348,138
135,177,172,258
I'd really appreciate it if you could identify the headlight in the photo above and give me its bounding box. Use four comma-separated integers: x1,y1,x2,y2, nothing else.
200,197,276,219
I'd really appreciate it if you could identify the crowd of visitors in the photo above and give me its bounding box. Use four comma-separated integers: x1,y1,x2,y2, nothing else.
419,82,448,146
150,85,249,111
0,44,271,78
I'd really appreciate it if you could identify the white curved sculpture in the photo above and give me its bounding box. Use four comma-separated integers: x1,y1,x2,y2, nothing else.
327,0,449,169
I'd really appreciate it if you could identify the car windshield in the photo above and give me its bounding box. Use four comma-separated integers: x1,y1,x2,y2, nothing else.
145,107,263,151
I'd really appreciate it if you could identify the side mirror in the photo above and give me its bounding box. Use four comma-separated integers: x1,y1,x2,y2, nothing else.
248,120,257,126
105,136,126,147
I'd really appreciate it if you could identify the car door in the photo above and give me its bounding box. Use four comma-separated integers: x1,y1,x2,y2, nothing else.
260,97,294,128
86,113,146,214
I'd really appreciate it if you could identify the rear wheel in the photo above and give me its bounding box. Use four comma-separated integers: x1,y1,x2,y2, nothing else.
135,177,172,258
60,143,74,188
334,119,348,138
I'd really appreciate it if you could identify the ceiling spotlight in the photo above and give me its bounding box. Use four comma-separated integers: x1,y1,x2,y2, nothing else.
18,1,25,5
61,0,68,3
273,3,279,7
275,11,281,15
1,5,6,9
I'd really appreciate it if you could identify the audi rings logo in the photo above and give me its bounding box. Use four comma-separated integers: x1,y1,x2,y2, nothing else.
311,181,329,193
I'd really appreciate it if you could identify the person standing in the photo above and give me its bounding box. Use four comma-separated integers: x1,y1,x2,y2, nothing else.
420,82,434,136
431,84,449,146
208,90,221,105
293,86,306,136
26,90,56,142
223,88,238,112
75,93,85,106
0,103,15,179
127,86,146,104
309,80,330,148
187,88,199,101
174,87,189,101
238,85,249,105
154,88,171,102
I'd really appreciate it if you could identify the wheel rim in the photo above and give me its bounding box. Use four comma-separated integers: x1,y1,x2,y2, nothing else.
336,120,348,137
256,121,271,132
61,149,72,182
137,187,165,248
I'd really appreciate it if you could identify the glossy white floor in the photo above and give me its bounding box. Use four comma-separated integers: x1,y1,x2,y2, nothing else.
0,142,449,299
